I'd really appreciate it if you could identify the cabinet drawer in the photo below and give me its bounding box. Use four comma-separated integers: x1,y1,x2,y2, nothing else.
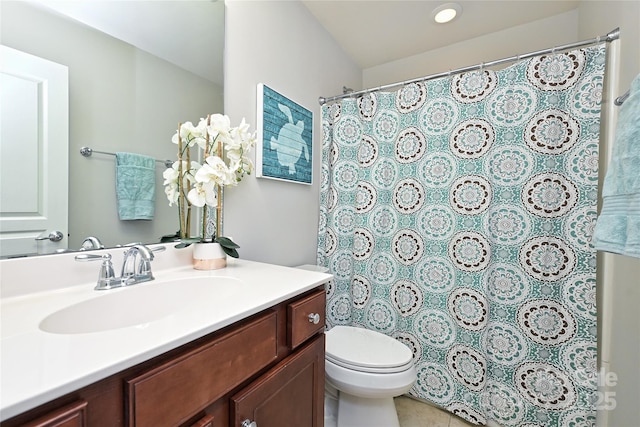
22,400,87,427
126,311,277,427
288,289,326,349
190,414,214,427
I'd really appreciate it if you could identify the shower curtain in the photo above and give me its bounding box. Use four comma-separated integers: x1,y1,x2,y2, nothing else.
318,44,606,426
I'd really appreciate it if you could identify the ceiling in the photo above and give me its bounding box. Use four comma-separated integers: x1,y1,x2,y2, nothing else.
301,0,581,69
30,0,583,83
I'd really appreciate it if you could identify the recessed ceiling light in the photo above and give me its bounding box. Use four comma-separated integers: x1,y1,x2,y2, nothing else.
432,3,462,24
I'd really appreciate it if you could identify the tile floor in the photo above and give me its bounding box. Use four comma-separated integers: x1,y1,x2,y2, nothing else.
395,396,475,427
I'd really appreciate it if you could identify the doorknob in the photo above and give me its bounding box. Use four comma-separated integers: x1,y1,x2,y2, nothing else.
35,231,64,242
241,420,257,427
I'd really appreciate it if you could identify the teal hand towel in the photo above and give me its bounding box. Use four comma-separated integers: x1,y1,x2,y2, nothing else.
592,73,640,258
116,152,156,220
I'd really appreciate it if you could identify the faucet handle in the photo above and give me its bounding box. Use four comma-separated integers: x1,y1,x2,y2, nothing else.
97,255,116,284
75,253,111,262
75,253,120,290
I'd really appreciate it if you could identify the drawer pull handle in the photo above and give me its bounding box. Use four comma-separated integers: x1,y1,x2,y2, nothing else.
242,420,257,427
308,313,321,324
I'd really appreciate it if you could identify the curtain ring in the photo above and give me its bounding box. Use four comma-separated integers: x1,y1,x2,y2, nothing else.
479,62,484,72
552,46,557,54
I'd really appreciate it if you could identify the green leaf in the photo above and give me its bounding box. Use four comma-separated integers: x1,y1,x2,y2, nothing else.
216,236,240,249
221,245,239,258
174,237,201,249
160,231,181,242
215,236,240,258
181,237,202,244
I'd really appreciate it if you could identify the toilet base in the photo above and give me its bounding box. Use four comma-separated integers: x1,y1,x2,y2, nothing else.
337,392,400,427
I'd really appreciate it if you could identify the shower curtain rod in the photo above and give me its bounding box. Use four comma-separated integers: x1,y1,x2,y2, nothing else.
318,27,620,106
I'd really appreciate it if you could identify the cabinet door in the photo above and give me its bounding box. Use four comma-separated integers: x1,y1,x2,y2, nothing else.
231,335,325,427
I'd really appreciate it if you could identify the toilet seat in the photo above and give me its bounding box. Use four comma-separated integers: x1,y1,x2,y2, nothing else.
325,326,413,373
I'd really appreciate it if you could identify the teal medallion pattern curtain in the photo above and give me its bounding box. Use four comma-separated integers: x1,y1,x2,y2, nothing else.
318,45,606,426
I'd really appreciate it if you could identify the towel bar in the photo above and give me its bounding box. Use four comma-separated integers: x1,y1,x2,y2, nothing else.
615,90,630,106
80,147,173,168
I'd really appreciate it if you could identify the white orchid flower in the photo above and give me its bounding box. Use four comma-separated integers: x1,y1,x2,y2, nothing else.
240,156,254,176
226,146,243,170
165,161,201,183
162,166,179,186
171,121,207,149
190,120,209,149
171,121,192,145
195,155,236,187
225,120,255,179
163,160,202,206
167,114,255,243
187,181,217,207
185,160,202,180
162,161,180,206
236,118,252,141
164,183,179,206
206,114,233,146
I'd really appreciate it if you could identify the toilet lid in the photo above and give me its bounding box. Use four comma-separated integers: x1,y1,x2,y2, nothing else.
325,326,413,373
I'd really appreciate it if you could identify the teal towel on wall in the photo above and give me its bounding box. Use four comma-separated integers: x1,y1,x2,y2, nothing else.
592,73,640,258
115,152,156,220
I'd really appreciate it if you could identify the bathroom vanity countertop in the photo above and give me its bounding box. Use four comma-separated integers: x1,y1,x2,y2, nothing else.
0,257,332,421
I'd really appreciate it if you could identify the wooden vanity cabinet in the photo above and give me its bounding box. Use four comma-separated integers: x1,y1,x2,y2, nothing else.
1,287,326,427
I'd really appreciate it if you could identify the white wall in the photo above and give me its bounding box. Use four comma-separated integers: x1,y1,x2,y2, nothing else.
363,10,579,88
578,3,640,426
223,0,361,266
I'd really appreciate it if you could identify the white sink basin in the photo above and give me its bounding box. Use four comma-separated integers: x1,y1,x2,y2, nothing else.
39,276,244,334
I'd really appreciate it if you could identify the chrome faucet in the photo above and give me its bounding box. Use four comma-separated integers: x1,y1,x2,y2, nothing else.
75,244,165,290
121,244,158,285
80,236,104,251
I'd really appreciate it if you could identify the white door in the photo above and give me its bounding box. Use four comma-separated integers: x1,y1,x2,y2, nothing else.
0,45,69,258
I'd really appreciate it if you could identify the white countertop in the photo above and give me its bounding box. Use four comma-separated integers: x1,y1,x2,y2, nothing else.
0,249,331,421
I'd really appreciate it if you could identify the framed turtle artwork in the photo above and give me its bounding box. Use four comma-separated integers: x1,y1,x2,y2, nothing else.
256,83,313,184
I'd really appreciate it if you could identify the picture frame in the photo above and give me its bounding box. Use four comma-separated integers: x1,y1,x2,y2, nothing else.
256,83,313,185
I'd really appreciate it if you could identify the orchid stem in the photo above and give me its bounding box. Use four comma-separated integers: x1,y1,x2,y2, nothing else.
216,136,223,240
177,123,186,239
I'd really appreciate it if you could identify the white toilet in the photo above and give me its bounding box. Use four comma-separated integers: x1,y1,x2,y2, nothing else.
324,326,417,427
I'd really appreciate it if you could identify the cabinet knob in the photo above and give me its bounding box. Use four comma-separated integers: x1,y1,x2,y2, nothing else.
241,420,257,427
308,313,321,324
